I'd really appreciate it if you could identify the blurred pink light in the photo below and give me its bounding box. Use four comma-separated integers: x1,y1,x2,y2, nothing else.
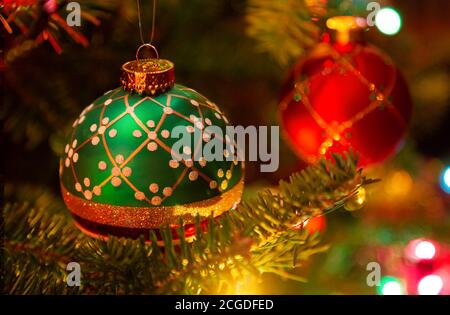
418,275,443,295
406,238,438,261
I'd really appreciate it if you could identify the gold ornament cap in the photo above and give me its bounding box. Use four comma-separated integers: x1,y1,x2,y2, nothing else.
120,44,175,95
326,16,366,45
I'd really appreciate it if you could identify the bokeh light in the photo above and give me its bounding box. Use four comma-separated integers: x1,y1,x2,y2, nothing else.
384,170,413,197
379,276,404,295
440,166,450,193
375,7,402,35
406,238,438,261
414,240,436,260
418,275,443,295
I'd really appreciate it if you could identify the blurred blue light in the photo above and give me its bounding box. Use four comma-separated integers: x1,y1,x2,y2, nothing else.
440,166,450,193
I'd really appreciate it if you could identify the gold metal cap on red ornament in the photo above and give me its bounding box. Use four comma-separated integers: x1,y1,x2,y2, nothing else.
120,43,175,95
326,16,367,45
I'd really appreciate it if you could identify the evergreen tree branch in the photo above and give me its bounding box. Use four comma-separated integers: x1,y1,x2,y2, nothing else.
2,152,375,294
245,0,374,65
245,0,321,66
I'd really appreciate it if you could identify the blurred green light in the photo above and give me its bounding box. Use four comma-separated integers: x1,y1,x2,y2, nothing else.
378,276,405,295
375,7,402,35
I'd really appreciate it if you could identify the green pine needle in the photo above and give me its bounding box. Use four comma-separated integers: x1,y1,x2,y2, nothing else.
2,152,374,294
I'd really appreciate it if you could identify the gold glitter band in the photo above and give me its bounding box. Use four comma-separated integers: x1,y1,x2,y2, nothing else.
61,176,244,229
120,58,175,95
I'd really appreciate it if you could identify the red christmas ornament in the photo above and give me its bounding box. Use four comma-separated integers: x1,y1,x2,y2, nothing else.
279,16,412,166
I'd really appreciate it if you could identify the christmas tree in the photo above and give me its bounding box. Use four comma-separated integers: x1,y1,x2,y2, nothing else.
2,0,449,295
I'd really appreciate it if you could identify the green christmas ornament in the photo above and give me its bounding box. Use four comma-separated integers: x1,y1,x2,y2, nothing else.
60,45,244,240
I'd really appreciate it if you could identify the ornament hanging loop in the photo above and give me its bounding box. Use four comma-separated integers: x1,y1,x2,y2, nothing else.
136,43,159,62
122,0,173,96
122,44,174,95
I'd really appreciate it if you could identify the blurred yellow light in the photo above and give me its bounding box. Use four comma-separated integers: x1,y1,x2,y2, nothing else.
234,275,264,295
385,170,413,197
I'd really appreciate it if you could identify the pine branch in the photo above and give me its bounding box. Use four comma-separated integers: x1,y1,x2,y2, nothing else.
3,0,113,62
2,1,120,151
245,0,374,65
2,203,85,294
245,0,321,66
2,152,375,294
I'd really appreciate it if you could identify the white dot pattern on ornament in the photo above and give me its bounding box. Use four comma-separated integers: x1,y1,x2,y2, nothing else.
64,88,239,204
111,166,121,176
115,154,124,164
151,196,162,206
209,181,217,189
135,191,145,201
111,176,122,187
93,186,101,196
91,136,100,145
149,183,159,193
161,129,170,138
122,166,132,177
133,130,143,138
185,159,193,168
108,128,117,138
98,161,107,170
84,190,92,200
169,159,179,169
148,131,157,140
163,187,173,197
189,171,199,181
147,142,158,151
